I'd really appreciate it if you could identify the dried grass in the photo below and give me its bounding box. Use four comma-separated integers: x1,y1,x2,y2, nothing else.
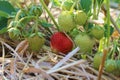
0,39,119,80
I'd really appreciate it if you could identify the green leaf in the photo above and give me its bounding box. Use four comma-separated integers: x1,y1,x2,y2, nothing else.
40,20,53,28
0,1,15,31
104,24,114,37
19,16,36,26
0,27,8,34
84,23,94,32
0,10,9,18
0,0,15,14
0,17,8,29
80,0,92,13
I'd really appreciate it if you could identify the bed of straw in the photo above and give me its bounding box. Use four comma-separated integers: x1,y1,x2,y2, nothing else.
0,1,120,80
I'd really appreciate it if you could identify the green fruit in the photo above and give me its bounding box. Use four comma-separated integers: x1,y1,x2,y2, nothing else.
113,60,120,75
29,4,43,16
62,1,73,11
27,34,45,51
93,52,103,69
105,59,116,73
89,26,105,40
74,10,87,26
8,28,20,40
116,60,120,71
74,33,95,53
58,11,76,32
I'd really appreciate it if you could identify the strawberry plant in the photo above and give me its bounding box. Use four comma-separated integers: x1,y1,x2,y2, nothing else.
0,0,120,79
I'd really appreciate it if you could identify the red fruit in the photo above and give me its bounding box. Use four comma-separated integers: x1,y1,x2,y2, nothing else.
50,32,73,54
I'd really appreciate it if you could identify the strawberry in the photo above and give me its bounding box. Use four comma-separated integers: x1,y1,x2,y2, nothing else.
74,10,87,26
105,59,117,73
114,60,120,75
27,33,45,51
50,32,73,54
29,4,43,16
74,32,95,53
8,27,20,40
93,52,103,69
58,11,76,32
89,25,105,40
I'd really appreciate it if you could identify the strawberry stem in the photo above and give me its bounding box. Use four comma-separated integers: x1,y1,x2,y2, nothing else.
93,0,97,19
106,0,110,47
15,10,22,21
39,0,59,31
98,48,108,80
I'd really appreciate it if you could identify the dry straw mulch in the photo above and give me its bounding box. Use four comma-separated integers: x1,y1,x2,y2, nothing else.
0,39,119,80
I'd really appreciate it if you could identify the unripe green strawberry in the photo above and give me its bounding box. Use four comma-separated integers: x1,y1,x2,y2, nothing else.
62,1,73,11
116,60,120,71
27,34,45,51
74,10,87,26
29,4,43,16
93,52,103,69
105,59,117,73
89,26,105,40
58,11,76,32
50,32,73,54
114,60,120,75
74,33,95,53
8,27,20,40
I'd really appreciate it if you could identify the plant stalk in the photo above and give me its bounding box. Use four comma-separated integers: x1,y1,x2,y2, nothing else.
98,48,108,80
93,0,97,19
106,0,110,47
39,0,59,31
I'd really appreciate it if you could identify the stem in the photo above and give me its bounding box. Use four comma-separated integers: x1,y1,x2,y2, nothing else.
35,16,39,33
110,16,120,34
96,6,101,17
15,16,35,28
111,40,117,59
18,16,36,23
96,0,103,17
39,0,59,31
93,0,97,19
15,10,22,21
98,38,104,52
101,5,120,34
98,48,108,80
106,0,110,46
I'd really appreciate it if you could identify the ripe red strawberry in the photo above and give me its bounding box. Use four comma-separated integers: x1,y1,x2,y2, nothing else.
50,32,73,54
